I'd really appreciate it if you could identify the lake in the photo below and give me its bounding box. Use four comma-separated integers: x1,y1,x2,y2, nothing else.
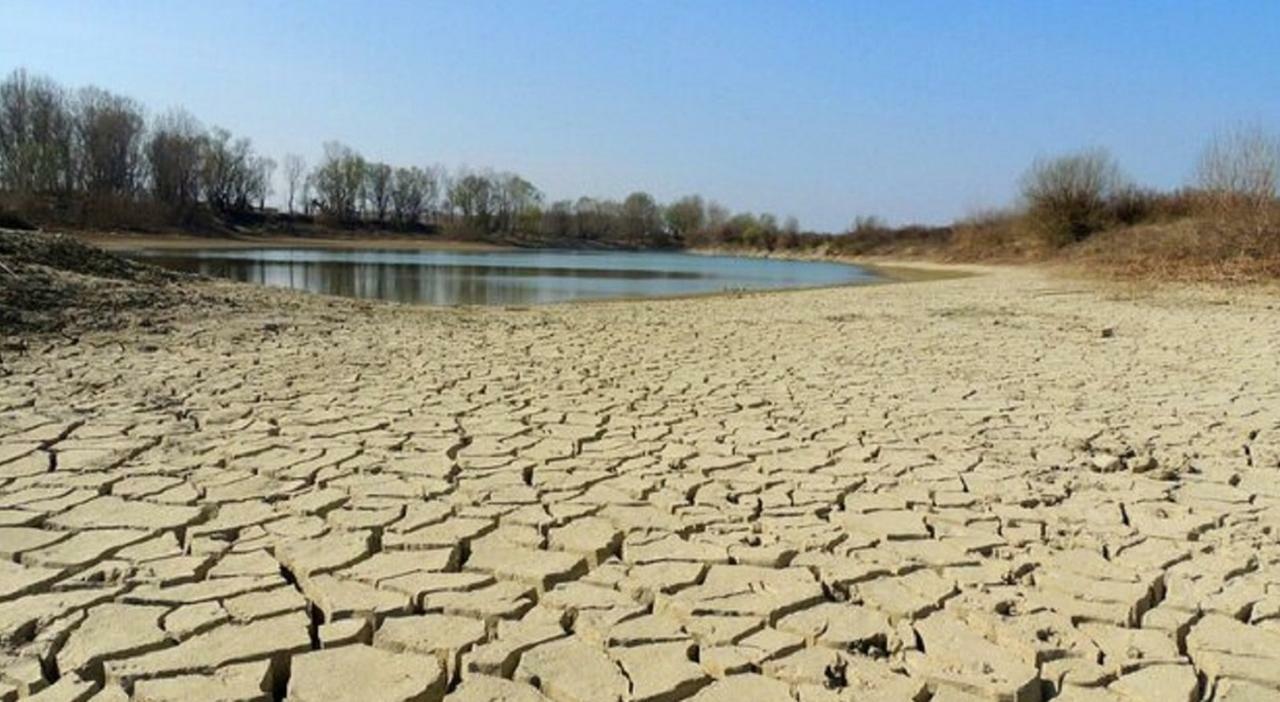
130,248,879,306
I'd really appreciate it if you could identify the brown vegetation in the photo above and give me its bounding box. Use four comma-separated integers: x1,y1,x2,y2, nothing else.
814,135,1280,283
0,228,199,333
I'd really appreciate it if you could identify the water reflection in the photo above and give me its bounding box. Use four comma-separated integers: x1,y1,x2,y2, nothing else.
132,248,877,306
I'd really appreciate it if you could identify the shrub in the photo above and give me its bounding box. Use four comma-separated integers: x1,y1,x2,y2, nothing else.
1194,125,1280,238
1020,148,1125,247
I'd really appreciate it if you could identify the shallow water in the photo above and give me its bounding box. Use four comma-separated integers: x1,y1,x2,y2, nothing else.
130,248,878,306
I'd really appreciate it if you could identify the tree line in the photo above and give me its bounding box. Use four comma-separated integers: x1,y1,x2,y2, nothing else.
0,68,815,247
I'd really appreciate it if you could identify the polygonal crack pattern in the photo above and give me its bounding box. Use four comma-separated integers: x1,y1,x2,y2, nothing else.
1,269,1279,701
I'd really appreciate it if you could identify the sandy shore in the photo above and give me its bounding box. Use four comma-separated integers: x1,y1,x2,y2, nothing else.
2,266,1279,700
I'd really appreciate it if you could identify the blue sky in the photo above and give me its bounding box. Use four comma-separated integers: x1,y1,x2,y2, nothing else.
4,1,1278,230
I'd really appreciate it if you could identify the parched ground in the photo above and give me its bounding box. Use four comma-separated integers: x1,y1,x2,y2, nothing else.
1,266,1279,701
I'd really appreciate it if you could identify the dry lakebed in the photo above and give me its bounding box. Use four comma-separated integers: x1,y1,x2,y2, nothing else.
1,257,1279,702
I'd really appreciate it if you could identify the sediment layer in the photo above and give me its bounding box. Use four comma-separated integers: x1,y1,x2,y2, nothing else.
2,267,1278,701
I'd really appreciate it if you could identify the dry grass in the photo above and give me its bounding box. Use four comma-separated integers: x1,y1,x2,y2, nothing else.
1064,215,1280,283
834,200,1279,284
945,210,1048,262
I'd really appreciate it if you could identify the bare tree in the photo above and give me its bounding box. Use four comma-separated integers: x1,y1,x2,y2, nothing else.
301,172,314,215
282,153,306,215
448,170,495,232
494,173,541,233
145,109,205,211
540,200,574,239
621,191,663,245
0,69,76,196
312,141,365,221
390,166,428,227
1196,125,1280,209
1020,148,1124,246
201,127,259,213
76,86,146,198
253,156,276,210
664,194,706,241
705,201,730,230
365,162,393,223
422,165,443,221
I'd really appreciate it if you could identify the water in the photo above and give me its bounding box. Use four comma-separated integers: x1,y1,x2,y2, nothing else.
130,248,879,306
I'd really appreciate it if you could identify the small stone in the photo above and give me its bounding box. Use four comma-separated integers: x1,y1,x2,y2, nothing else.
1091,454,1124,473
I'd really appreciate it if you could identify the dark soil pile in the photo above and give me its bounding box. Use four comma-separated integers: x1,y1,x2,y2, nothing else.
0,229,196,334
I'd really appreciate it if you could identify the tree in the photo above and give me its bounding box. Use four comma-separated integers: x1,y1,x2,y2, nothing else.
254,156,276,210
145,109,206,212
76,86,146,198
621,191,663,245
494,173,541,233
301,173,314,215
1196,125,1280,209
282,153,306,214
200,127,258,213
390,166,429,227
706,201,730,230
448,171,495,232
572,196,623,241
541,200,574,239
311,141,365,221
780,216,802,248
421,165,443,221
664,195,706,242
365,162,393,222
0,69,75,196
1020,148,1124,246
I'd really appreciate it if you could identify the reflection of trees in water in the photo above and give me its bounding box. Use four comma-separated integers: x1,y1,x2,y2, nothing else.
131,253,872,305
173,260,710,305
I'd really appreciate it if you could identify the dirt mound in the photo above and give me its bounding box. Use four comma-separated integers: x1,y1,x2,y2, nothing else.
0,229,196,334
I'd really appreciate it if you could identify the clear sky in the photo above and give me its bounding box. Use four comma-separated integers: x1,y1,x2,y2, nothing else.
4,1,1279,230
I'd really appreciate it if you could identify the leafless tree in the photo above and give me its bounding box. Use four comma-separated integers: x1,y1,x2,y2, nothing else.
0,69,76,196
75,86,146,198
282,153,306,214
145,109,205,210
422,165,443,221
448,170,495,232
621,191,663,245
1196,125,1279,210
312,141,365,221
705,201,730,230
301,173,314,215
540,200,574,239
253,156,276,210
365,162,393,222
200,127,260,212
1020,148,1124,245
389,166,428,226
664,195,706,241
494,173,541,233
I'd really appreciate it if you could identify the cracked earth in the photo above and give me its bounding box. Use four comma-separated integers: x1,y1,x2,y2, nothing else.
2,267,1279,701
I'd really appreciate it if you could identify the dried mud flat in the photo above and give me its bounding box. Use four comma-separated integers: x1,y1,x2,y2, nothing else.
2,265,1279,702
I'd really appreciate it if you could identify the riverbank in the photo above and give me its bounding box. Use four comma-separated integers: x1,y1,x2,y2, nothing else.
73,230,514,252
2,247,1279,700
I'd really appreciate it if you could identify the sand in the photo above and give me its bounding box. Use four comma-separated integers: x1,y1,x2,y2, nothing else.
2,264,1279,701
